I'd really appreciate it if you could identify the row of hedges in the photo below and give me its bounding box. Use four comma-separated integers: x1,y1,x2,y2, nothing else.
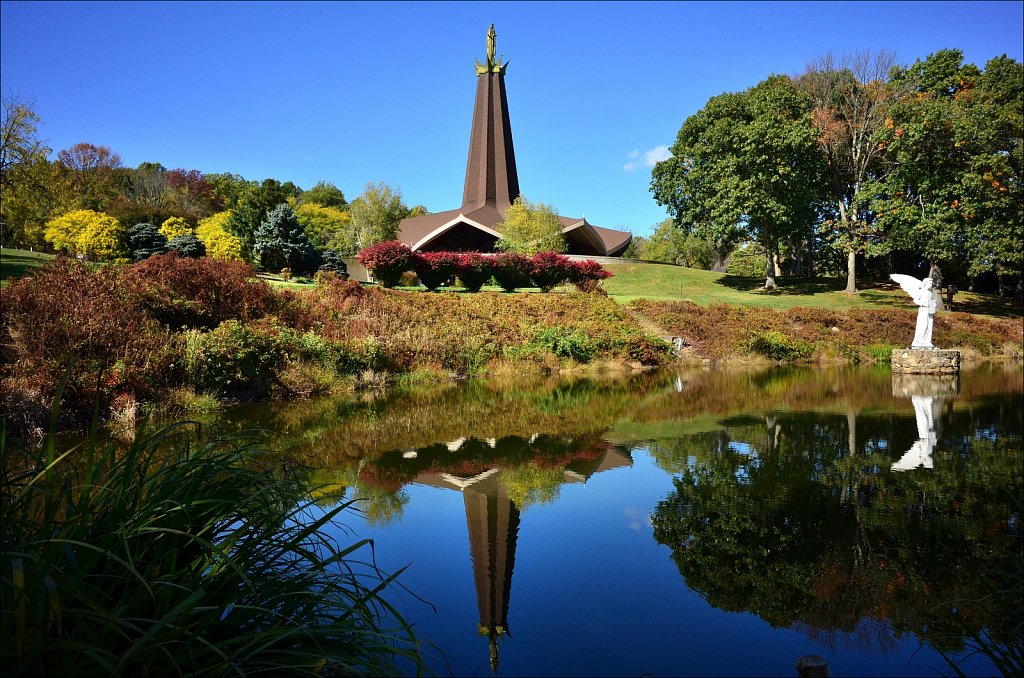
0,254,666,434
630,299,1024,363
356,241,612,292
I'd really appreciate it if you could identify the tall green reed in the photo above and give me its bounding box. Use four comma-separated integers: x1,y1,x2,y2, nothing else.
2,408,424,676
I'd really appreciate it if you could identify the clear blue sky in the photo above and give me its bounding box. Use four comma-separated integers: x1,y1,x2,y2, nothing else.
2,1,1021,236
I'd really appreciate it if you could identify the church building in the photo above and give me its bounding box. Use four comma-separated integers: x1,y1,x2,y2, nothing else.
396,25,632,257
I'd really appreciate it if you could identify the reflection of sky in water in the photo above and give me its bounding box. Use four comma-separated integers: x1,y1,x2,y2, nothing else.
271,367,1022,677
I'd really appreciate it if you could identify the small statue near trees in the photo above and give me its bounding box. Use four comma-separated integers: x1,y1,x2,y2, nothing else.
891,274,938,349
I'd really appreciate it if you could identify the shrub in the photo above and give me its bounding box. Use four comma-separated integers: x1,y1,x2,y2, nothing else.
455,252,493,292
280,267,293,280
413,251,458,291
183,319,285,397
531,326,597,362
624,334,675,366
357,240,414,288
491,253,533,292
530,251,575,292
167,232,206,258
318,248,349,279
126,222,168,261
123,253,271,330
1,425,422,676
745,330,813,362
568,258,613,293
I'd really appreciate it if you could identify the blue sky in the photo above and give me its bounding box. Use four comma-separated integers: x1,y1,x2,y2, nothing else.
2,1,1021,237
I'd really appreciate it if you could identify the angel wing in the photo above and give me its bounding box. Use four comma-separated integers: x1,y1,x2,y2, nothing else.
890,273,924,298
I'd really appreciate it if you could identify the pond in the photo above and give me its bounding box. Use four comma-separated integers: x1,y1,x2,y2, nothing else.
215,365,1022,677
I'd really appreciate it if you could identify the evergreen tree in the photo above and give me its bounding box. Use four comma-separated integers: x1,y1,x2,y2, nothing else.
127,222,168,261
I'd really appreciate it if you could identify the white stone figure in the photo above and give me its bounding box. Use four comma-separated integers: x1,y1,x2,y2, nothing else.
890,274,937,349
891,394,936,471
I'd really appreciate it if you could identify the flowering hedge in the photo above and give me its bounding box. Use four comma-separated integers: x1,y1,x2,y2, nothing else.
355,243,612,294
357,241,415,288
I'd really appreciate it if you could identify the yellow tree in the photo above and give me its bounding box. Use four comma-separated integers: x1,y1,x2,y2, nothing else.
495,196,566,255
294,202,354,253
44,209,127,261
196,210,243,260
159,215,193,240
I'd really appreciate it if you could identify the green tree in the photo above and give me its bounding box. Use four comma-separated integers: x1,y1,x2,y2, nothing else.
196,211,244,261
874,51,1023,300
254,203,321,274
798,50,905,292
226,179,291,262
640,219,717,268
55,142,123,212
299,180,348,209
651,75,826,289
348,181,410,248
206,173,256,209
0,96,68,247
494,196,566,255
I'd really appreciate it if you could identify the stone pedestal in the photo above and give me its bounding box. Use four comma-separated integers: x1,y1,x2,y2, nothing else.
891,348,960,375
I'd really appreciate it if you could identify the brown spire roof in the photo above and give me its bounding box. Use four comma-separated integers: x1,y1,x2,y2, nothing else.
396,26,632,257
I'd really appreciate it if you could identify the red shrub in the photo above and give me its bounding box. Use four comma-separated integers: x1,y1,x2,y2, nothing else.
123,252,271,329
568,259,613,293
491,253,533,292
357,240,415,288
413,251,458,291
530,251,575,292
455,252,493,292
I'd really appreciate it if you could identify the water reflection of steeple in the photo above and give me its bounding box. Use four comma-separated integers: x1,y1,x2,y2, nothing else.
409,437,632,674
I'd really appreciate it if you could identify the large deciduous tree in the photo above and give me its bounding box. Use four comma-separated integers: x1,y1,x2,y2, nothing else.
651,75,825,289
797,50,904,292
55,142,123,212
294,203,355,253
494,196,567,255
348,181,410,249
299,180,347,209
639,219,717,269
196,211,244,261
873,50,1023,300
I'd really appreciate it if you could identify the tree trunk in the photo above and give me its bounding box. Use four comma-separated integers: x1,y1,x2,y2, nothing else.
764,249,777,290
845,249,857,293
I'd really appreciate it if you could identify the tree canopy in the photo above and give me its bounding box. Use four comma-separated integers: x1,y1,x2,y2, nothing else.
494,196,566,255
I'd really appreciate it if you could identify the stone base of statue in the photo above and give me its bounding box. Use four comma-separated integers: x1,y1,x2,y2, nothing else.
892,348,961,375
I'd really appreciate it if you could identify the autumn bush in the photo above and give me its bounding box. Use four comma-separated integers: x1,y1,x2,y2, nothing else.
412,251,458,291
568,258,613,293
0,257,169,429
357,240,415,288
530,251,575,292
454,252,493,292
491,253,533,292
122,252,272,329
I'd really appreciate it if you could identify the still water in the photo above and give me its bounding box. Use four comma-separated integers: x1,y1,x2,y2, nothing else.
220,366,1022,677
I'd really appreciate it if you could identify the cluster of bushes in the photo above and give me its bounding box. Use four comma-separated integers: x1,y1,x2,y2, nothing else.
0,255,665,433
630,299,1024,363
356,241,612,293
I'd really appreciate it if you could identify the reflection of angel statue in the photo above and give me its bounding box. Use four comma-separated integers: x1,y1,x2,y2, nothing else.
892,395,936,471
891,274,937,349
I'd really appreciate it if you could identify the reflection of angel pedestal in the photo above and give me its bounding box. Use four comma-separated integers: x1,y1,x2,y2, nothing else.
891,348,960,375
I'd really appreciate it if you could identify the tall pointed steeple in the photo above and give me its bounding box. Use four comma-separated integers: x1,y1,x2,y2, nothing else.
461,24,520,213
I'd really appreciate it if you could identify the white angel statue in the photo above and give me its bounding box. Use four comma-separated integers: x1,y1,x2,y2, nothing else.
891,274,937,349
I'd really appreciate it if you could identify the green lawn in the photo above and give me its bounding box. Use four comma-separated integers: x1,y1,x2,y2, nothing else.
602,262,1021,319
0,248,55,283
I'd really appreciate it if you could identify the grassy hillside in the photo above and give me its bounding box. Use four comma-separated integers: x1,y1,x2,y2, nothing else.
0,248,55,283
602,262,1021,319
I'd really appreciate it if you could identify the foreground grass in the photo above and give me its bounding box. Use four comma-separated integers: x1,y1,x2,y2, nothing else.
1,420,423,676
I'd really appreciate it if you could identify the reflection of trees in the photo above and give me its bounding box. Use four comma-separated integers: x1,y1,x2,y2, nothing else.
651,403,1022,659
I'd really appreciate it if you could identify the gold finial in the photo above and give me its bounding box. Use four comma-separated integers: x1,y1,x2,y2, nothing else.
475,24,507,75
